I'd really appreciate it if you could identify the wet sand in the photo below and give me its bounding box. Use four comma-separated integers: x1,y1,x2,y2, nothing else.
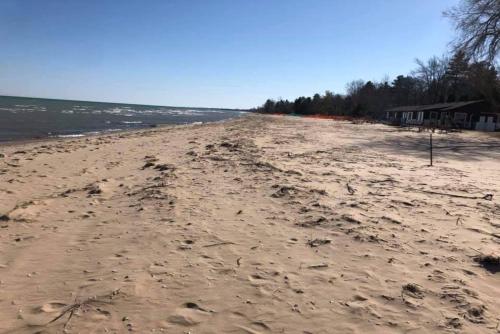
0,114,499,333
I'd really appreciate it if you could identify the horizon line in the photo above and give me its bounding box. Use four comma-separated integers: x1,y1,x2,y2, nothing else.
0,94,249,111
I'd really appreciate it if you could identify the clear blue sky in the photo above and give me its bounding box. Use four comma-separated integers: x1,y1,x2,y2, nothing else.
0,0,458,109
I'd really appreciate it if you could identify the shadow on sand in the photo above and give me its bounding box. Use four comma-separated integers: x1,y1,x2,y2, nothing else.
355,127,500,162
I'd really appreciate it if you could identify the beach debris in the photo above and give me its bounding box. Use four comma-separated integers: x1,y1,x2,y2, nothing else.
309,188,327,196
381,216,402,225
0,214,9,222
346,183,356,195
220,141,235,148
483,193,493,201
60,188,77,197
464,305,486,323
413,188,494,200
202,241,235,248
297,216,327,228
369,178,396,184
391,199,414,207
307,263,329,269
307,238,331,247
341,214,362,225
444,317,462,329
271,185,297,198
142,161,155,169
141,156,158,169
185,302,212,313
473,254,500,274
401,283,424,299
44,289,121,329
85,184,102,195
353,233,385,243
178,239,194,250
299,206,311,213
154,163,175,172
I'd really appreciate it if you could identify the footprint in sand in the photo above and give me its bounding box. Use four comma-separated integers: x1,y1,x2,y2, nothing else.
37,301,67,314
8,200,50,223
18,301,68,326
167,302,213,326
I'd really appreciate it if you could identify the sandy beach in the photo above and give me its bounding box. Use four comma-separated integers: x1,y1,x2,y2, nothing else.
0,114,499,333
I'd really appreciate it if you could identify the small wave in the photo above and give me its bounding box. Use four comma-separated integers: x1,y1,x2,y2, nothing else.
55,128,123,138
57,134,85,138
103,108,126,114
163,109,204,116
200,109,225,114
121,121,143,124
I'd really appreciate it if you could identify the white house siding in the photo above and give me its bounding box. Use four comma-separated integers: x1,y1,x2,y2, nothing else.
475,115,499,132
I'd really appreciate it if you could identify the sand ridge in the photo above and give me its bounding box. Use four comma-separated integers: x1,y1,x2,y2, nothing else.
0,115,499,333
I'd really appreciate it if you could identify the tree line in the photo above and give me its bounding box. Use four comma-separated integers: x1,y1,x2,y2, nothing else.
253,0,500,119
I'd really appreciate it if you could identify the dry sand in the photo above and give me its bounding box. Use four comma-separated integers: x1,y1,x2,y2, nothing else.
0,114,499,333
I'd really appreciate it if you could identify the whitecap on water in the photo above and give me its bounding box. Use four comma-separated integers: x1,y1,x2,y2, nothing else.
56,134,85,138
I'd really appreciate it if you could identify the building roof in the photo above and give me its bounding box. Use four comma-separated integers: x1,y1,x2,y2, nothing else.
386,100,484,113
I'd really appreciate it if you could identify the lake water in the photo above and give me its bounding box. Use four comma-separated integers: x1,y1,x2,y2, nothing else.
0,96,246,142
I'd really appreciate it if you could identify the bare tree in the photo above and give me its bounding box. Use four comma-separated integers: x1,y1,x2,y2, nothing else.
413,56,449,103
345,80,365,97
444,0,500,64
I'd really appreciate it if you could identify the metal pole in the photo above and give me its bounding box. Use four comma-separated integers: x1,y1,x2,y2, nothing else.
430,133,433,166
